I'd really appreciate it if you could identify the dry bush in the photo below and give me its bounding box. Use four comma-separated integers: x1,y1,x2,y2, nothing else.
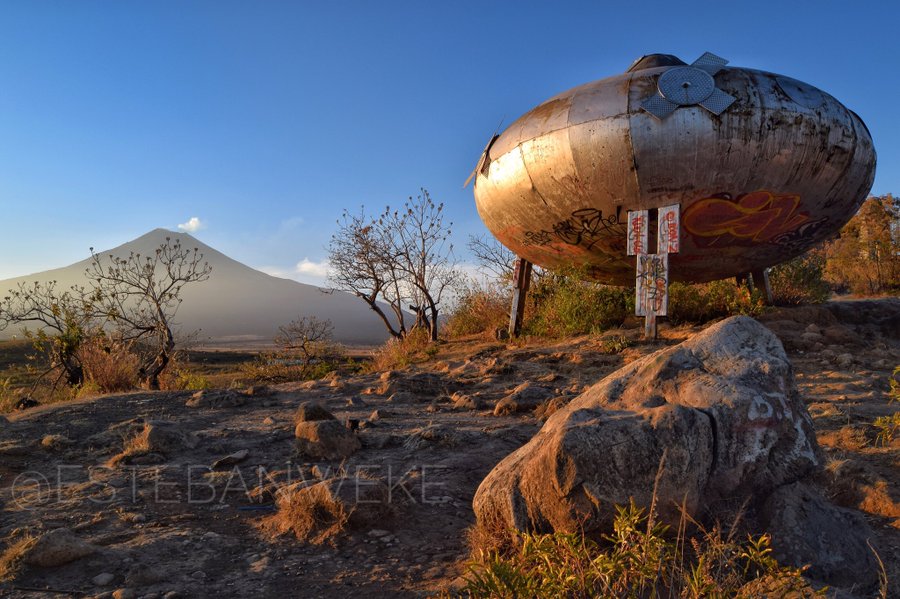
106,429,152,467
261,475,390,545
77,335,139,393
0,377,19,413
466,508,517,557
0,531,37,582
263,481,349,545
445,280,509,339
369,327,434,371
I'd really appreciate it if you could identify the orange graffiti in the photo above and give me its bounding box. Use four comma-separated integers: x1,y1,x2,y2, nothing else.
683,191,809,243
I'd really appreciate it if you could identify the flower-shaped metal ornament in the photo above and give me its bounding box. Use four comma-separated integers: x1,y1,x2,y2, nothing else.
641,52,737,120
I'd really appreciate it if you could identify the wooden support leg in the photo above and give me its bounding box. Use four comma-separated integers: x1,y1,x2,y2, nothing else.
751,269,774,305
643,312,657,341
508,258,532,338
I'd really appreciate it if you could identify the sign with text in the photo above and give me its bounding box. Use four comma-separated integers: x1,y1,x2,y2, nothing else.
657,204,680,254
636,253,669,316
626,210,648,256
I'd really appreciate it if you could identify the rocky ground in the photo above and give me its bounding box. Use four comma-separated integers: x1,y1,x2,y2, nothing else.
0,298,898,598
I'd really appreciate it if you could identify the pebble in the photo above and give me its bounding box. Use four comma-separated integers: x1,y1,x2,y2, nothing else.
92,572,116,586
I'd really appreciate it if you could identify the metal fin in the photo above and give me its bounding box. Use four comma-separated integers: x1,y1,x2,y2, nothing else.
641,95,678,120
463,161,480,188
464,133,500,188
692,51,728,74
699,88,736,115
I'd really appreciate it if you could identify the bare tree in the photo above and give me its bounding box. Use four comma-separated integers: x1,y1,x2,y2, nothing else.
86,237,212,389
467,233,516,281
274,316,335,366
328,209,409,338
328,189,458,342
381,190,458,341
0,281,95,387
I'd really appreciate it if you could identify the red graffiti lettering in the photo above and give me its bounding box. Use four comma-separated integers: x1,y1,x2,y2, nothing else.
683,191,808,243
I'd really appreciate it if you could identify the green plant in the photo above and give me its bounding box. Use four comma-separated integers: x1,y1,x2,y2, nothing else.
464,502,821,598
890,365,899,404
238,353,338,384
769,250,831,305
173,371,212,391
600,335,630,354
525,267,630,338
668,280,765,325
873,412,899,447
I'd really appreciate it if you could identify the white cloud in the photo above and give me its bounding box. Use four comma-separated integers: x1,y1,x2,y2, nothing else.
258,258,331,286
295,258,330,278
177,217,205,233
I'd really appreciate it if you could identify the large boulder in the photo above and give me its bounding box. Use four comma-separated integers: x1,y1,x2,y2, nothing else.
474,316,822,537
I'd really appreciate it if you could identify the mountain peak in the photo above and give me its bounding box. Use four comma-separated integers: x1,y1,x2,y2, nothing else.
0,228,391,345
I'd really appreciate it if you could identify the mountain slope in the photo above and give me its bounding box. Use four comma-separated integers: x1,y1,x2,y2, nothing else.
0,229,392,345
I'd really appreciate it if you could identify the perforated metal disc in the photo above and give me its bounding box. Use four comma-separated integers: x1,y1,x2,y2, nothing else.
658,66,715,106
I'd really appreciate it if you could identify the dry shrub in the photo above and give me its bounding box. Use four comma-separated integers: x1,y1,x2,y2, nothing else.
445,281,509,339
0,531,37,582
370,327,433,371
466,507,516,557
78,335,139,393
0,378,18,413
106,428,152,467
262,476,389,545
263,481,349,544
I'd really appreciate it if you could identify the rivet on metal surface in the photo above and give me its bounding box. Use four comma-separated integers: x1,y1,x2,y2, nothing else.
641,52,736,120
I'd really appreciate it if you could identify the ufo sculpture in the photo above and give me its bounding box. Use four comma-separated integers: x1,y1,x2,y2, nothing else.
471,52,876,286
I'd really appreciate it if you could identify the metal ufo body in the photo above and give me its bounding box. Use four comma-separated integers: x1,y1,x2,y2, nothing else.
472,53,876,284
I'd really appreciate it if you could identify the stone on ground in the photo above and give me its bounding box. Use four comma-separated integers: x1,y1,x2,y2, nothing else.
475,316,821,535
294,419,360,460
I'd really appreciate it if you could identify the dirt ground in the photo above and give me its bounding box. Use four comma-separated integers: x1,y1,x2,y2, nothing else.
0,299,898,598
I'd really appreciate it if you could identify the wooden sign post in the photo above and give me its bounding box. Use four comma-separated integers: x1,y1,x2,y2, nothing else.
628,204,680,339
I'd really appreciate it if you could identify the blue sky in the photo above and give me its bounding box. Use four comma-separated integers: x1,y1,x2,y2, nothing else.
1,1,897,283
